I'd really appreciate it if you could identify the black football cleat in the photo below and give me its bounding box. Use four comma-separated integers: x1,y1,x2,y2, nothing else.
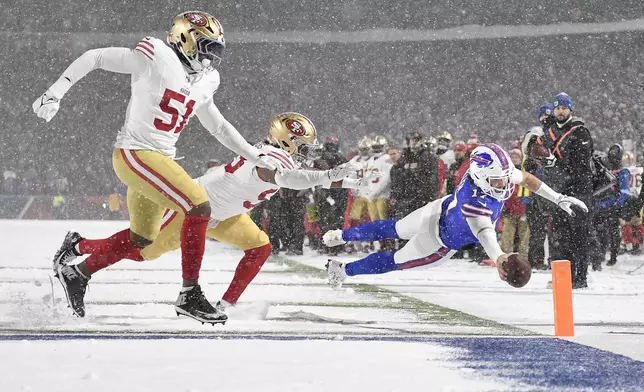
175,285,228,325
56,264,90,317
53,231,84,274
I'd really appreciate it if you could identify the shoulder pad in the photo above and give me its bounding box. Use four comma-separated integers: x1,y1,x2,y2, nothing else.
134,37,158,61
262,146,296,170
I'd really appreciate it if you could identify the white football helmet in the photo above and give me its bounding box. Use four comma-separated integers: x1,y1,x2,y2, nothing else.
468,143,515,201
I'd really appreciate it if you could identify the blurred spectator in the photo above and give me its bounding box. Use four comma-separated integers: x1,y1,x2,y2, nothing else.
446,141,468,194
390,132,439,219
3,169,17,194
52,192,67,219
314,136,349,256
500,149,529,260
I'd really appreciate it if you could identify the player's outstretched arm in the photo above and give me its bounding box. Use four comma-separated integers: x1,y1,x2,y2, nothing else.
465,215,506,280
196,102,279,171
33,47,148,122
515,170,588,216
257,162,365,190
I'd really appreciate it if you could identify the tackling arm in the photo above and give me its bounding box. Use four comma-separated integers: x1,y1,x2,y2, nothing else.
257,167,360,190
196,101,267,165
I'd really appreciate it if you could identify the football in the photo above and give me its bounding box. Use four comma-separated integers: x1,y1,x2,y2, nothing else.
504,254,532,288
530,143,550,158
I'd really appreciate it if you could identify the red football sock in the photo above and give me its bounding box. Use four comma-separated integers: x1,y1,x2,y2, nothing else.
350,219,361,228
83,229,141,273
124,249,145,262
181,215,210,280
222,243,272,305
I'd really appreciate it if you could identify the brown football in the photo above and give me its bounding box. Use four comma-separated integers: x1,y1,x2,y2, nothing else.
504,254,532,288
530,143,550,158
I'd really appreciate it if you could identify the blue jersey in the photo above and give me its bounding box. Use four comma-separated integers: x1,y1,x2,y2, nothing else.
439,176,504,250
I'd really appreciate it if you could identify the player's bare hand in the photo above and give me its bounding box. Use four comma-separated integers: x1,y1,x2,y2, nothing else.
327,162,360,182
496,253,514,281
32,92,60,122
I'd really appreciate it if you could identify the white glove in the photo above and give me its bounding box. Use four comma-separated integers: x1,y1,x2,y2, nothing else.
323,229,346,247
32,92,61,122
557,195,588,217
254,154,282,172
542,152,557,168
327,162,361,182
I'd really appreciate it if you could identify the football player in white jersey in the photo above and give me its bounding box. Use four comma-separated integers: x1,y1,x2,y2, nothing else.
52,113,372,322
347,138,374,223
33,11,280,323
364,136,393,221
364,136,395,250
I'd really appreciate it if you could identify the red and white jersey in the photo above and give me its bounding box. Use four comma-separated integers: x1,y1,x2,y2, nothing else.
196,144,296,222
113,37,220,157
347,155,371,198
364,152,393,201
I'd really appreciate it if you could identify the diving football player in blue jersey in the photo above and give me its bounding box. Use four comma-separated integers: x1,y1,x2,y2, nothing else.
323,143,588,288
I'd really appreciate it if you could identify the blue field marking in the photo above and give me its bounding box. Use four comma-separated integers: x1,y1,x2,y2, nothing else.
1,334,642,391
442,337,644,392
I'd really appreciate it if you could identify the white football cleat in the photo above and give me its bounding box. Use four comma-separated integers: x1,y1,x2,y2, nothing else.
323,229,346,247
326,260,347,290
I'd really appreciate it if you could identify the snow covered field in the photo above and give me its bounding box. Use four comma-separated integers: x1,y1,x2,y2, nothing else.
2,220,644,391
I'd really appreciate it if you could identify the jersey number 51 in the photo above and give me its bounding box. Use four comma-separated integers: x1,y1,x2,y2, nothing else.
154,88,196,134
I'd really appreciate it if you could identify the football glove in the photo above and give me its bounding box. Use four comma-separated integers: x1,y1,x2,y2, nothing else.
32,92,61,122
557,195,588,217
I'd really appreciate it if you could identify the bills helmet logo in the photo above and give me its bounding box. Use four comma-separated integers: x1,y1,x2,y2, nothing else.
471,152,493,167
286,119,306,136
186,13,207,26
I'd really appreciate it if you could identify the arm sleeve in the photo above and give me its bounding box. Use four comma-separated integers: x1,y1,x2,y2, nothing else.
274,169,330,189
196,101,262,162
48,47,149,98
466,216,504,262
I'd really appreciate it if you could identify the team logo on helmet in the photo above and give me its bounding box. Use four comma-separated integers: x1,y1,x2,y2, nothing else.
186,13,208,26
471,152,493,167
286,119,306,136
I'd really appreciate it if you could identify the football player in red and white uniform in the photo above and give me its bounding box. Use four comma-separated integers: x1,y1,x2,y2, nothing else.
33,11,281,323
55,113,373,322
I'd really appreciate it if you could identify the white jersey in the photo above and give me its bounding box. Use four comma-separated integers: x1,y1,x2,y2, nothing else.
439,150,456,166
196,144,296,223
115,37,221,157
348,155,371,198
364,152,393,201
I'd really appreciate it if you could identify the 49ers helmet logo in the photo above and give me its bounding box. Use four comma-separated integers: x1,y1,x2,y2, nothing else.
186,13,207,26
286,119,306,136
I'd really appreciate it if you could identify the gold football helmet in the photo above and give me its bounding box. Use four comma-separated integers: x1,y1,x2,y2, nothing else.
268,113,318,163
167,11,225,73
371,135,388,154
358,138,373,157
438,131,453,144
